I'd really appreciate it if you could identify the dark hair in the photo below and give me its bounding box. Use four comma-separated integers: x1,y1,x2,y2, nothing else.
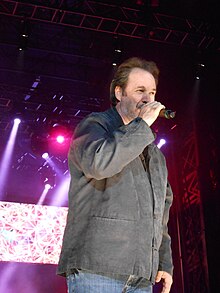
110,57,159,106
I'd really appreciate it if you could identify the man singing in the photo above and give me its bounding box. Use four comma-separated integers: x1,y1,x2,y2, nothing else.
57,57,173,293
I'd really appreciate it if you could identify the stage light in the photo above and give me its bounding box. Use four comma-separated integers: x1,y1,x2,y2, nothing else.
195,62,205,80
37,182,52,205
0,116,21,197
157,138,166,149
31,124,72,157
48,124,71,155
51,175,70,206
112,35,122,66
14,118,21,125
18,17,29,51
56,135,65,144
42,152,49,159
45,183,51,190
40,164,56,191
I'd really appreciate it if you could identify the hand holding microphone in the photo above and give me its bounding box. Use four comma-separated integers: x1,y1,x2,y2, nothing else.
137,101,176,126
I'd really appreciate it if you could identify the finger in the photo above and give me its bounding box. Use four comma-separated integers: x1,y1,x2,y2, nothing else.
155,271,163,282
137,101,164,109
161,279,172,293
151,101,165,109
146,102,165,112
139,103,165,115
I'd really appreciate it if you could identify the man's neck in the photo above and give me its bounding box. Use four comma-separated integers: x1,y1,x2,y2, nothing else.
115,103,130,125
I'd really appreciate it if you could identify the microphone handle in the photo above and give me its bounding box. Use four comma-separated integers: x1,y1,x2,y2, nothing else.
159,109,176,119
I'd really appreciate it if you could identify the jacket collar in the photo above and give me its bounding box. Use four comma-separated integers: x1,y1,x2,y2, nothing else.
106,106,124,128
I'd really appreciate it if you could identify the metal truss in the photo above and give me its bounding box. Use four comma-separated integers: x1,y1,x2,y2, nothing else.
0,82,103,134
180,128,209,292
0,0,216,49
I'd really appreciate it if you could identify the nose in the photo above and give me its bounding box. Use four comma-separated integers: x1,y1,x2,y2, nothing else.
142,93,154,104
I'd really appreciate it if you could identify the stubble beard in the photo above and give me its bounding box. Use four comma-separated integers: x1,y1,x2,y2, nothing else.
122,99,139,122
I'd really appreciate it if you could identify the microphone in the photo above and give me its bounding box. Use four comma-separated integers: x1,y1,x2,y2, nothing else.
159,109,176,119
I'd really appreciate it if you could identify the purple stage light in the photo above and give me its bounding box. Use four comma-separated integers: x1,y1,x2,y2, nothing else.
0,118,21,198
37,184,51,205
51,175,70,206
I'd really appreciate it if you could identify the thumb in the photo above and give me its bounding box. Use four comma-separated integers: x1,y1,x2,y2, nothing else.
155,271,163,283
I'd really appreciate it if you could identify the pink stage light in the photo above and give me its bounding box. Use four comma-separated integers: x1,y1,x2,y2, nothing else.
56,135,65,144
48,124,71,155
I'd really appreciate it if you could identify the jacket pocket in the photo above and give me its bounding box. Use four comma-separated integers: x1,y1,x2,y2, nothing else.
83,216,137,271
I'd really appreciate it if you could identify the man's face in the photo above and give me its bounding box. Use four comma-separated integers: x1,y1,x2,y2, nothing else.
115,68,157,124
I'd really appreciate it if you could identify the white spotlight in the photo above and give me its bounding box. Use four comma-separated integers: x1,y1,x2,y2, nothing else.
14,118,21,125
45,183,51,190
42,152,49,159
157,139,166,149
0,117,21,197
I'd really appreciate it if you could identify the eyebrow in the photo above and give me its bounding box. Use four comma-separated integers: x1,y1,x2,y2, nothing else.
136,86,157,92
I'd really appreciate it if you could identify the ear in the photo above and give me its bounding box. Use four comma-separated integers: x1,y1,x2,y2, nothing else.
115,86,123,102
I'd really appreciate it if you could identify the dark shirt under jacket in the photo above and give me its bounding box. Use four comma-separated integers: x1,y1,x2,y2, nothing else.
57,107,173,283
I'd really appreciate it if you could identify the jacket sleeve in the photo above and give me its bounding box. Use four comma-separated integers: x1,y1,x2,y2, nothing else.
158,181,174,275
69,114,155,180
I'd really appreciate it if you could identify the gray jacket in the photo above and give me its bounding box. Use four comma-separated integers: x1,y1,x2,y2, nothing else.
57,107,173,282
